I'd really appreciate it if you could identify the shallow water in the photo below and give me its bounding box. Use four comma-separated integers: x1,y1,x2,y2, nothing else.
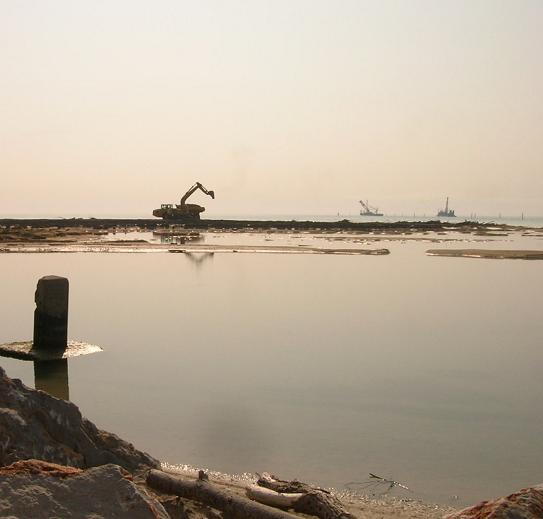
1,232,542,506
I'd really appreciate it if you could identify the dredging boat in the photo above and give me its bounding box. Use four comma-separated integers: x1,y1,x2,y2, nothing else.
437,197,455,217
359,200,383,216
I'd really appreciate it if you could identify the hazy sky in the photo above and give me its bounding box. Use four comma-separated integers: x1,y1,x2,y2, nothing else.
1,0,542,217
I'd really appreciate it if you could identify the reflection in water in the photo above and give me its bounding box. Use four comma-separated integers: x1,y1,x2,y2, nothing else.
155,232,204,245
184,252,214,268
34,359,70,400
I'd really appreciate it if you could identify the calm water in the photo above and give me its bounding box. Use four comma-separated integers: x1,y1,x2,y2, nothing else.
1,233,542,506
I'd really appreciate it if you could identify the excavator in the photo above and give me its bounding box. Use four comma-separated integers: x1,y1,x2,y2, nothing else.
153,182,215,220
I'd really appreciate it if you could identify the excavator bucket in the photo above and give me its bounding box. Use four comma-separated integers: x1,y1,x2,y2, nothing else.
209,191,215,199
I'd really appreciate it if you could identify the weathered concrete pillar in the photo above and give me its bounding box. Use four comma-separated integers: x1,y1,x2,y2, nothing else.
33,276,69,350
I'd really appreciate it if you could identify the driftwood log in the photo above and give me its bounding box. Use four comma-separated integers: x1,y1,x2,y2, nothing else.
246,484,303,509
256,473,355,519
146,469,300,519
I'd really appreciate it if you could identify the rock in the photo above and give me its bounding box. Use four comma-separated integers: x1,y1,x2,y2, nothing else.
0,459,169,518
159,495,222,519
445,484,543,519
0,366,159,472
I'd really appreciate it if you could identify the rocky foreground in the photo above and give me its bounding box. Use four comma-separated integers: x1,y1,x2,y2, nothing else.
0,460,169,518
0,365,541,518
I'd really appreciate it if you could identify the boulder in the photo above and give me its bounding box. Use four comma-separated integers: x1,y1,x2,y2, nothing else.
0,459,169,518
445,484,543,519
0,366,159,472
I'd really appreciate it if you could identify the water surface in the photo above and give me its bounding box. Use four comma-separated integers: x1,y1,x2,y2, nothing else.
1,232,542,506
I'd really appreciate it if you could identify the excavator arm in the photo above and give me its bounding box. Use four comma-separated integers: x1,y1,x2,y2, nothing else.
180,182,215,206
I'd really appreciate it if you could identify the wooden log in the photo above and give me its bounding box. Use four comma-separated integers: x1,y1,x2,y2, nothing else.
256,473,355,519
146,469,300,519
246,484,303,509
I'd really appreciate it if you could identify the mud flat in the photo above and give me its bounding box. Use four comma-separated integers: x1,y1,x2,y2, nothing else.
426,249,543,260
0,221,395,255
2,217,540,255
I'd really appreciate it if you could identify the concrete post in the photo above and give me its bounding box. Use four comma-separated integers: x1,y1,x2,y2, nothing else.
33,276,69,350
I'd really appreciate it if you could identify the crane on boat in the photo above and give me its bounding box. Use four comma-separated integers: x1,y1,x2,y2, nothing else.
359,200,383,217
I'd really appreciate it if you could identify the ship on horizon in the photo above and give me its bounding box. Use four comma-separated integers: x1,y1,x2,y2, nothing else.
359,200,383,216
437,197,455,217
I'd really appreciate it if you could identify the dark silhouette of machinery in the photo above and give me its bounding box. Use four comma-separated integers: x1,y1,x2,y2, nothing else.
437,196,455,217
153,182,215,220
359,199,383,216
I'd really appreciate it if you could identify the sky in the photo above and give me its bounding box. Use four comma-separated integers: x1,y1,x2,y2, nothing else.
1,0,542,217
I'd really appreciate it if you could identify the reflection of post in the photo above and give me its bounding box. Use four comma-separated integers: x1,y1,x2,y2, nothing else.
185,252,214,268
33,276,69,351
34,359,70,400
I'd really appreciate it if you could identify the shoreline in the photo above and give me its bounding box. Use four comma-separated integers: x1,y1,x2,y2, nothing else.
159,462,457,519
2,218,543,258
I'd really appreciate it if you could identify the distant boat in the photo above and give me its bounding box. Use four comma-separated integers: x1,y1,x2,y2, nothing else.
359,200,383,216
437,197,455,217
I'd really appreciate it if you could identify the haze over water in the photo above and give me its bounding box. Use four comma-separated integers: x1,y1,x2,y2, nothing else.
1,230,542,506
2,1,543,217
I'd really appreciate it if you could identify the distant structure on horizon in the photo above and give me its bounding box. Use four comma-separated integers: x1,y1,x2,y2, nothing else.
437,197,455,217
359,200,383,216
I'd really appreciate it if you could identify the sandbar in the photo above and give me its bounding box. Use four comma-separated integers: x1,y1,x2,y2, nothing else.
426,249,543,260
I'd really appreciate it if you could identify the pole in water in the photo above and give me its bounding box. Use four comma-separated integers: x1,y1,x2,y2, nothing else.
0,275,102,401
33,275,69,351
